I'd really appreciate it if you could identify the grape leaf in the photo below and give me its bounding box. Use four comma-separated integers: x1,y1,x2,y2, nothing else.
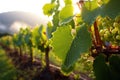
109,55,120,80
101,0,120,18
24,28,32,47
64,0,72,5
43,3,56,16
81,7,100,25
81,0,120,25
59,15,75,26
63,24,92,70
81,0,101,25
52,11,60,32
93,54,111,80
16,32,23,46
51,0,56,3
68,19,75,29
32,26,42,46
50,25,73,61
109,55,120,72
61,63,75,74
59,5,73,23
46,22,53,39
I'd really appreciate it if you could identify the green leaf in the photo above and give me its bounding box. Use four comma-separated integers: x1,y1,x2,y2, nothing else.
68,19,75,29
50,25,73,61
93,54,111,80
43,3,56,16
24,28,32,46
59,15,75,26
64,0,72,5
63,24,92,69
81,0,101,25
101,0,120,18
16,33,23,46
109,55,120,73
109,55,120,80
32,26,42,46
46,22,53,39
83,0,99,10
59,5,73,23
81,0,120,24
52,11,60,31
51,0,56,3
81,6,100,25
61,64,75,75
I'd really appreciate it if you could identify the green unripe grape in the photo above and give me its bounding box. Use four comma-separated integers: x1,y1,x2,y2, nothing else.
115,15,120,22
104,33,109,40
102,22,106,26
116,35,120,40
110,26,113,31
104,28,108,31
113,22,119,28
99,30,105,36
118,31,120,34
99,16,120,45
101,37,104,40
111,28,118,35
105,31,110,36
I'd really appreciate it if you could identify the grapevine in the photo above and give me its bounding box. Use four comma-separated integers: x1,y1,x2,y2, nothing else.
0,0,120,80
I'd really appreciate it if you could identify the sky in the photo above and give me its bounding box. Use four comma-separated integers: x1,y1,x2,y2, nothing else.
0,0,80,16
0,0,80,32
0,0,80,33
0,0,52,33
0,0,51,16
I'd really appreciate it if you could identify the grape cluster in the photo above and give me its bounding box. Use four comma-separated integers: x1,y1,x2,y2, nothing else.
99,16,120,46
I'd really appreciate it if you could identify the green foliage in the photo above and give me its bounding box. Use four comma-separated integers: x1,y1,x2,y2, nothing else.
109,55,120,80
64,0,72,5
1,0,120,79
24,27,32,47
81,0,120,25
59,5,73,23
51,0,56,3
32,26,43,47
50,25,73,61
101,0,120,18
63,24,92,73
52,11,60,31
43,3,57,16
43,0,92,74
81,7,100,25
0,49,16,80
94,54,120,80
75,53,94,78
81,0,101,25
46,22,53,39
12,28,26,47
32,25,47,52
59,15,75,26
93,54,111,80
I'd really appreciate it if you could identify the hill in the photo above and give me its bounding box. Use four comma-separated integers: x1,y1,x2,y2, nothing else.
0,11,48,34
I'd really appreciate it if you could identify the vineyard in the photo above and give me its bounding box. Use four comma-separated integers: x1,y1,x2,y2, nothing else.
0,0,120,80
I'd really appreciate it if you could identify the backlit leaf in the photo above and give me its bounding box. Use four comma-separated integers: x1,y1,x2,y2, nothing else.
63,24,92,71
50,25,73,61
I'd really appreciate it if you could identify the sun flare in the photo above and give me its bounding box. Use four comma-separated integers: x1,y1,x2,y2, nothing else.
0,0,81,16
0,0,49,16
